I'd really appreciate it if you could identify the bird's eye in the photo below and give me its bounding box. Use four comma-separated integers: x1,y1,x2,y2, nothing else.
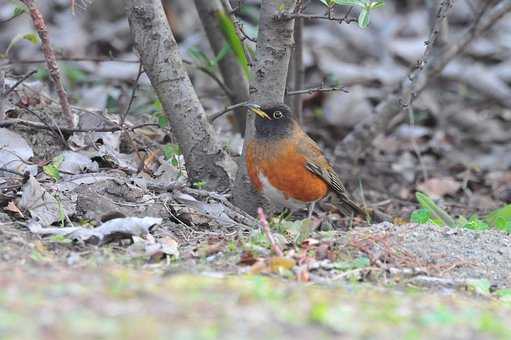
273,111,283,119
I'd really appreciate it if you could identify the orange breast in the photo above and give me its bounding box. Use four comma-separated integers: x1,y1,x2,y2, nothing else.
246,139,329,203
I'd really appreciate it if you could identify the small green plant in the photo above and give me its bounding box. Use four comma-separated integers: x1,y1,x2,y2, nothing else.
319,0,385,28
43,155,64,181
151,99,169,128
163,143,181,167
193,180,207,190
3,32,39,57
410,192,511,233
187,44,231,74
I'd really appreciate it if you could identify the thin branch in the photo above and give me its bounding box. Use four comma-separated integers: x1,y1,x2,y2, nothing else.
286,85,349,96
276,11,358,25
195,65,234,98
1,57,140,67
292,15,304,123
120,62,143,125
4,70,37,97
258,207,283,257
0,167,26,177
20,0,74,128
208,101,249,123
0,118,159,134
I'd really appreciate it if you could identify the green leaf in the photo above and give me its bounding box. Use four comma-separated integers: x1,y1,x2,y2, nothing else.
211,43,231,67
157,113,169,129
416,192,457,228
495,289,511,301
163,143,180,159
485,204,511,229
63,65,87,86
369,1,385,9
187,47,211,68
163,144,181,167
35,67,49,81
216,11,250,79
334,0,364,6
319,0,330,6
463,215,489,231
5,32,40,55
193,180,206,190
22,32,39,44
43,155,64,181
14,6,26,17
466,278,491,295
410,208,431,224
358,8,370,28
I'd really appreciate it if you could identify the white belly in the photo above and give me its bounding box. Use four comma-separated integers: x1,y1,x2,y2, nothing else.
258,172,307,211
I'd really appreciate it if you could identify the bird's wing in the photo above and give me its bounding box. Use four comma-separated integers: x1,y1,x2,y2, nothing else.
298,133,367,217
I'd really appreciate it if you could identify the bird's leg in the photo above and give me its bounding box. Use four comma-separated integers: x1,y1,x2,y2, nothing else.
307,201,316,219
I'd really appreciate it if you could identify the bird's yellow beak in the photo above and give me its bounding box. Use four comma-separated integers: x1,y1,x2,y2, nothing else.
247,104,271,120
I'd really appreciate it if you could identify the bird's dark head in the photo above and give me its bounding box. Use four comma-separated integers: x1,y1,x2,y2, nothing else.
247,102,294,138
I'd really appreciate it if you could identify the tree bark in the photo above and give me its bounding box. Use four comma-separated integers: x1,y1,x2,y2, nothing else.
127,0,236,192
194,0,249,134
233,0,297,215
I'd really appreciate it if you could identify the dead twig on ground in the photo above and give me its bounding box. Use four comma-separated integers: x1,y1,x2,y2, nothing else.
19,0,74,128
258,207,284,257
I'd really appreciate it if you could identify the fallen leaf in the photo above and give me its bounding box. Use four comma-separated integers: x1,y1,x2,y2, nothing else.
239,250,258,266
417,177,461,199
4,201,24,217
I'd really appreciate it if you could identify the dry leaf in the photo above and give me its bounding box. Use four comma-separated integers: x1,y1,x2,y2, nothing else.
417,177,461,199
5,201,24,217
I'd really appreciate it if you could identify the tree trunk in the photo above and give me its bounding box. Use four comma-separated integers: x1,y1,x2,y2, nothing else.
232,0,297,215
127,0,236,192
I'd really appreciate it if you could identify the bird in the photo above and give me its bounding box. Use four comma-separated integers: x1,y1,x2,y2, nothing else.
245,102,368,219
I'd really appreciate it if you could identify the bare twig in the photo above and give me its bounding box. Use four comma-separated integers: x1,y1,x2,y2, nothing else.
287,85,348,96
0,167,26,177
276,11,358,25
0,71,5,121
4,70,37,97
0,118,159,134
208,101,249,123
1,57,140,66
120,62,143,125
258,207,283,257
20,0,74,128
292,16,304,123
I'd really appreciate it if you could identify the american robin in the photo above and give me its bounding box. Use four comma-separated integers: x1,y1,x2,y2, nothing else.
246,102,367,218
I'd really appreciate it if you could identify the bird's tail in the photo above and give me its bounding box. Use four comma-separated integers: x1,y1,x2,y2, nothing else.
334,193,374,222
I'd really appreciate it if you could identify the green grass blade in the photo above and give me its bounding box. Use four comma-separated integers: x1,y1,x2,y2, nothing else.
416,192,457,228
485,204,511,229
216,11,250,80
